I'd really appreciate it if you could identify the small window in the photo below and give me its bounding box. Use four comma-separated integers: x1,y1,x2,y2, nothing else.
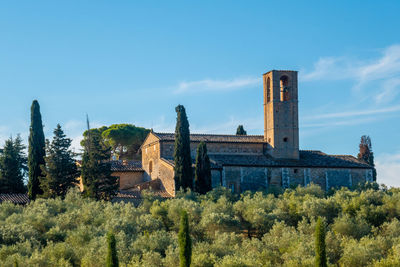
294,169,298,174
154,145,156,151
266,77,271,102
149,161,153,174
283,137,288,142
145,148,148,154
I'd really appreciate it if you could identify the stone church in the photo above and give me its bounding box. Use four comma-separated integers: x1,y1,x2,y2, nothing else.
116,70,373,198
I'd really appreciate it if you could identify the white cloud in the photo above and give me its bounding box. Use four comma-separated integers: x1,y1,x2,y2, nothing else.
301,44,400,104
303,105,400,121
376,152,400,187
174,77,261,94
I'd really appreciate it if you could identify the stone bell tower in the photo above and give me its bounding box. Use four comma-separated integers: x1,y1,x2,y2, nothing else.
263,70,299,159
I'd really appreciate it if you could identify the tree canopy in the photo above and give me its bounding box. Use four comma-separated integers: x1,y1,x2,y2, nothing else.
0,135,26,193
40,124,80,198
28,100,46,200
194,141,212,194
81,130,118,200
174,105,193,191
358,135,377,181
236,125,247,135
82,124,150,160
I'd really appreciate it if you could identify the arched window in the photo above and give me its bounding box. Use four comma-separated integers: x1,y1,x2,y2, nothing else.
280,75,290,101
149,161,153,174
267,77,271,102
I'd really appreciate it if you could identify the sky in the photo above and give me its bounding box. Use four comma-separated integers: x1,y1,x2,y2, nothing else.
1,1,400,186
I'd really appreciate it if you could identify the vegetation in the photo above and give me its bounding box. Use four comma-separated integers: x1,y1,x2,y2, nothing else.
1,184,400,266
178,210,192,267
82,124,150,160
81,129,118,200
106,231,119,267
0,135,26,193
236,125,247,135
315,217,327,267
174,105,193,191
358,135,377,181
28,100,46,200
194,141,212,194
40,124,80,198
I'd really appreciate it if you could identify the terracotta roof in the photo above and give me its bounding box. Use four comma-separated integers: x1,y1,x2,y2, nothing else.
207,151,371,168
0,193,29,205
153,132,264,143
111,160,143,172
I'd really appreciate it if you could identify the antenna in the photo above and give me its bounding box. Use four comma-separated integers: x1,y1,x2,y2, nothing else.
86,113,91,153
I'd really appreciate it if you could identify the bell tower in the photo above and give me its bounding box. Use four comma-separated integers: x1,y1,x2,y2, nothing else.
263,70,299,159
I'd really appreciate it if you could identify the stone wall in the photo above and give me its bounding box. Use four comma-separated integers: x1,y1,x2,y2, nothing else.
160,141,264,159
114,171,145,190
158,160,175,196
221,166,371,193
142,141,161,180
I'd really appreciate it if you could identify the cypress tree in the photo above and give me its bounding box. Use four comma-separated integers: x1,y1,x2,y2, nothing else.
0,135,26,193
357,135,377,181
27,100,46,200
194,141,212,194
315,217,327,267
40,124,80,198
174,105,193,191
236,125,247,135
81,130,118,200
178,210,192,267
106,231,119,267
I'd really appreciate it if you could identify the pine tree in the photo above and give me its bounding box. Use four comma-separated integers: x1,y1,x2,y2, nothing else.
0,135,26,193
81,130,118,200
40,124,80,198
194,141,212,194
315,217,327,267
236,125,247,135
28,100,46,200
106,231,119,267
357,135,377,181
178,210,192,267
174,105,193,191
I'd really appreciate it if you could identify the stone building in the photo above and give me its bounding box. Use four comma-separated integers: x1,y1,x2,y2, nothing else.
134,70,373,197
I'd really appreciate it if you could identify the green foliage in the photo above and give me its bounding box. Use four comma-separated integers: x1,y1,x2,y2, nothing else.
235,125,247,135
40,124,80,198
178,210,192,267
81,130,118,200
358,135,377,181
315,217,327,267
28,100,46,200
0,135,26,193
194,141,212,194
106,231,119,267
2,186,400,266
82,124,150,160
174,105,193,191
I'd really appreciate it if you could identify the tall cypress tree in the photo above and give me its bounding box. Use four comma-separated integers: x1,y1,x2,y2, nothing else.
178,210,192,267
315,217,327,267
0,135,26,193
40,124,80,198
106,231,119,267
81,129,118,200
194,141,212,194
236,125,247,135
357,135,377,181
28,100,46,200
174,105,193,191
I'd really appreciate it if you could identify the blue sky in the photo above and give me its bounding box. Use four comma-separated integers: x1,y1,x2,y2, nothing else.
1,1,400,186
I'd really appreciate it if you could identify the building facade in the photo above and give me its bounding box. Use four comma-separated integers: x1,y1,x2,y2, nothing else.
136,70,373,197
